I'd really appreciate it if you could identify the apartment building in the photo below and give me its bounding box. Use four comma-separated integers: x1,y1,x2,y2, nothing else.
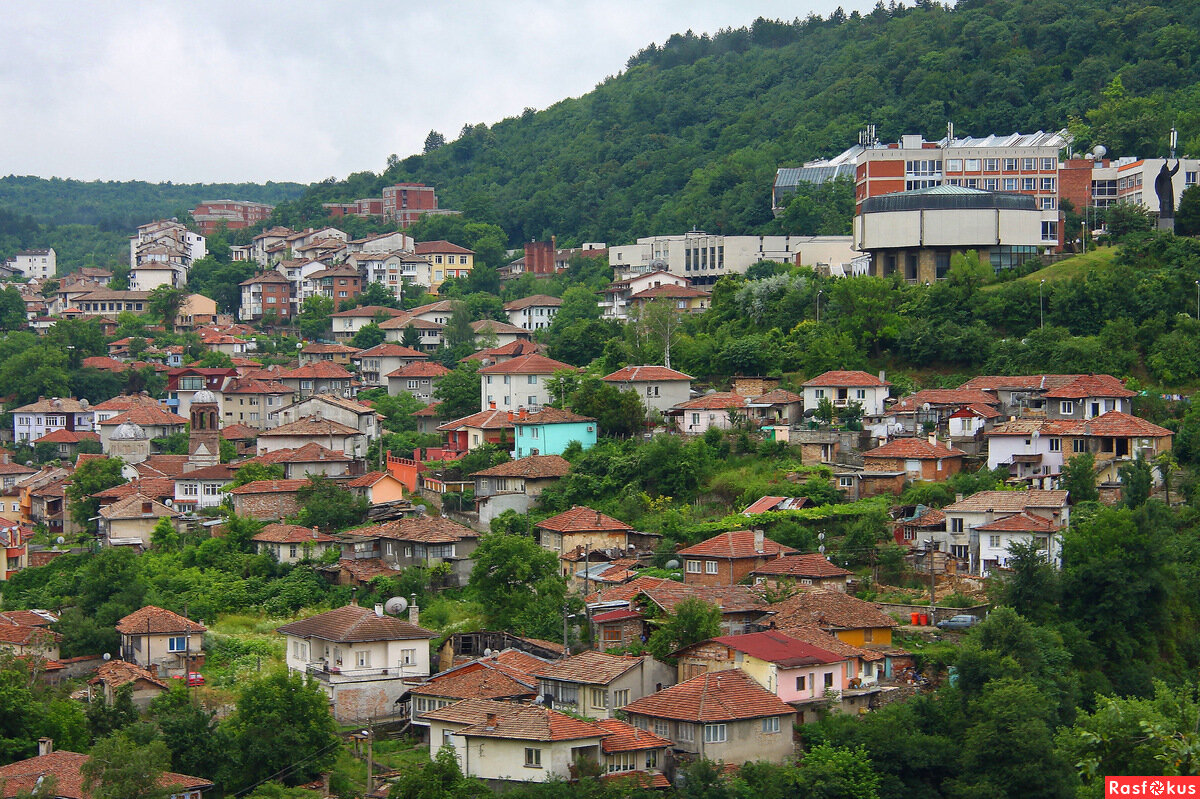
189,199,274,235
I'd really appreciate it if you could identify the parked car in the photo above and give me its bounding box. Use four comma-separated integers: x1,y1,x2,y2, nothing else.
171,672,205,686
936,614,979,631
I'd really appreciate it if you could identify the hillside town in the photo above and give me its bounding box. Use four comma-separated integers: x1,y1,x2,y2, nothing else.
5,0,1200,795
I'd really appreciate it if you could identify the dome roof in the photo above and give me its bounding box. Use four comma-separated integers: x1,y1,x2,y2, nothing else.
111,422,148,441
191,389,219,405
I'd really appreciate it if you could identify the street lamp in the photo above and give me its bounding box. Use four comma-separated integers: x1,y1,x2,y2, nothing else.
815,290,824,324
1194,280,1198,320
1039,279,1046,329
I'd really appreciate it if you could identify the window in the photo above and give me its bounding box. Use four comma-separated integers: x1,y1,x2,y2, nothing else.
1049,438,1062,452
705,561,718,575
823,672,834,689
1041,177,1056,192
677,723,695,742
1004,158,1017,171
203,484,220,496
1073,439,1086,453
686,560,701,573
796,675,806,691
646,750,658,769
527,375,538,384
181,483,198,496
168,636,186,652
591,688,608,709
950,517,964,533
613,689,629,707
855,389,866,399
1041,197,1057,210
813,388,825,398
1022,158,1035,171
989,535,1001,548
525,748,542,768
356,650,371,667
964,158,980,172
1041,221,1059,241
946,159,963,172
1042,157,1056,171
1002,177,1018,191
985,158,999,171
704,723,727,743
1022,177,1036,191
762,716,780,733
838,476,853,488
984,178,998,191
653,719,669,737
289,544,298,558
527,396,537,406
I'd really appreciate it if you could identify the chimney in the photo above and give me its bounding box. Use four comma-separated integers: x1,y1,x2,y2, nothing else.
350,588,358,606
409,595,419,626
489,401,496,410
147,664,158,677
312,528,319,540
754,529,765,553
955,493,964,503
374,603,385,617
507,411,514,423
928,433,937,446
878,370,886,383
38,738,52,756
485,712,498,729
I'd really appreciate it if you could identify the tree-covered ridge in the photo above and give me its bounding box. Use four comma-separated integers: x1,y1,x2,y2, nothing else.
0,175,307,230
273,0,1200,246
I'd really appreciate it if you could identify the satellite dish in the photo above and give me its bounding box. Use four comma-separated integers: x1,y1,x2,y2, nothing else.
102,653,111,661
1092,144,1107,158
383,596,408,616
483,648,493,657
164,499,173,507
533,695,545,705
665,559,680,570
56,536,64,545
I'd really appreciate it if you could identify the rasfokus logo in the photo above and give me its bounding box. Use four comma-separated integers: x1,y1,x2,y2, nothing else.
1106,777,1200,796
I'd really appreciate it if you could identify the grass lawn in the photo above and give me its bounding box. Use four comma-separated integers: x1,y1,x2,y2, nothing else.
983,246,1117,290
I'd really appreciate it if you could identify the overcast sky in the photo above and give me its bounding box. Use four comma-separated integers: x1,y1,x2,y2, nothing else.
1,1,876,185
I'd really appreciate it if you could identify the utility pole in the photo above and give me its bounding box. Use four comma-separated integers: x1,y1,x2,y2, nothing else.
364,722,374,796
925,538,937,625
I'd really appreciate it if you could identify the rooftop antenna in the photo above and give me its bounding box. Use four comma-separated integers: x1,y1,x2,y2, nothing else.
947,121,954,142
1170,126,1178,159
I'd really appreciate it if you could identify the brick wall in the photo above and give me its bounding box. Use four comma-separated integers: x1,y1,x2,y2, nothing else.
232,491,301,520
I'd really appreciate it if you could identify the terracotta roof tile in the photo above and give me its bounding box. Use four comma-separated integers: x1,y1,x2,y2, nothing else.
98,407,188,427
530,651,645,684
974,511,1063,532
701,630,847,667
258,416,361,438
451,702,609,743
477,353,576,375
88,659,168,691
595,718,673,752
470,455,570,480
623,669,794,722
228,479,310,494
134,455,191,479
864,438,966,459
99,492,180,520
337,557,401,582
677,530,795,560
276,604,435,643
943,490,1069,513
331,305,407,318
344,517,479,544
629,284,711,299
470,319,527,335
33,429,100,444
517,407,595,425
386,362,451,379
1079,410,1172,438
115,606,206,635
302,343,361,354
414,240,474,255
462,340,543,362
354,343,427,358
0,624,60,646
803,370,890,387
751,388,804,404
671,392,746,411
409,660,539,701
750,554,852,578
761,590,897,632
537,506,632,533
890,389,1001,411
242,443,350,464
603,366,693,382
436,409,514,432
252,523,337,544
0,750,212,797
503,294,562,311
219,423,260,439
278,361,353,380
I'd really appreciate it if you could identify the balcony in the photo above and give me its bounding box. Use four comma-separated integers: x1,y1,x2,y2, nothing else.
305,661,420,684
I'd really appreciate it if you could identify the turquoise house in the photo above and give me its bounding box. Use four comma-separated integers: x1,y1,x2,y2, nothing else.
512,407,597,458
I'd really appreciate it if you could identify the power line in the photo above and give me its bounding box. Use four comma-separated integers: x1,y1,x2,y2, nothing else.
232,740,343,797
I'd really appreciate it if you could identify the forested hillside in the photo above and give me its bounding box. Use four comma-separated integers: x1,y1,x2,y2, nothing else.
0,176,306,230
273,0,1200,246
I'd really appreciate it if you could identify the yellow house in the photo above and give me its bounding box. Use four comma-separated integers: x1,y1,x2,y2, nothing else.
761,589,897,648
345,470,408,505
415,240,475,294
99,493,182,549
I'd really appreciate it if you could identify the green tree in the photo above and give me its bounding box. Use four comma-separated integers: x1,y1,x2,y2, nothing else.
149,683,225,781
66,456,126,534
229,462,285,489
0,286,28,330
147,285,186,330
469,531,566,639
298,295,334,340
387,745,488,799
351,322,386,350
295,475,369,531
567,376,646,437
991,540,1060,624
647,597,721,662
433,362,481,421
1177,185,1200,236
80,733,174,799
1119,457,1152,509
796,744,881,799
1060,453,1099,504
221,669,340,791
444,300,475,351
1104,201,1153,240
402,323,421,349
86,682,139,743
150,516,180,551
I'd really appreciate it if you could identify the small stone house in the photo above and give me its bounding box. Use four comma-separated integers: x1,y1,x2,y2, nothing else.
530,651,675,720
116,606,206,678
87,659,168,710
251,523,338,564
676,529,796,586
862,436,966,482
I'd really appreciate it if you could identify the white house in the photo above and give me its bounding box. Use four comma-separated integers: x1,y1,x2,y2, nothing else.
801,370,891,416
6,248,55,280
12,397,95,444
598,271,690,321
277,603,436,724
504,294,562,331
479,354,576,413
603,366,694,416
939,490,1070,575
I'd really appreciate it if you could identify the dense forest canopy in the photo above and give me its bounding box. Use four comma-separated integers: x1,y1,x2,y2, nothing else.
266,0,1200,246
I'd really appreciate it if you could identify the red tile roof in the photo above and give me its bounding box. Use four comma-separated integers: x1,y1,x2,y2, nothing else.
436,408,514,432
762,590,898,631
386,361,451,379
603,365,693,382
591,608,644,624
88,659,168,691
414,401,442,418
454,703,608,742
302,343,361,354
677,530,795,560
629,284,710,299
864,438,966,459
1079,411,1172,438
889,389,1001,411
276,604,435,643
974,511,1062,533
115,606,206,635
622,669,794,722
470,455,570,480
704,630,847,667
278,361,353,380
98,407,188,427
470,319,528,336
409,660,538,701
354,343,427,358
516,407,594,424
257,416,361,438
219,423,260,440
503,294,562,311
415,240,474,255
228,479,310,494
243,443,350,464
530,651,645,684
673,391,747,410
462,340,543,362
943,490,1069,513
345,516,479,544
803,370,890,387
33,429,100,444
595,718,673,752
331,305,406,318
750,554,852,579
477,353,576,375
537,506,632,533
0,750,212,798
751,388,804,405
0,624,59,647
252,523,337,544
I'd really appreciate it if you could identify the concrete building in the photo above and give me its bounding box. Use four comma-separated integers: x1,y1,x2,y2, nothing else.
116,605,205,678
239,271,293,321
602,366,693,416
504,294,561,331
531,651,675,720
189,199,274,235
479,354,576,413
854,185,1050,279
512,407,596,458
608,233,856,286
5,248,55,280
